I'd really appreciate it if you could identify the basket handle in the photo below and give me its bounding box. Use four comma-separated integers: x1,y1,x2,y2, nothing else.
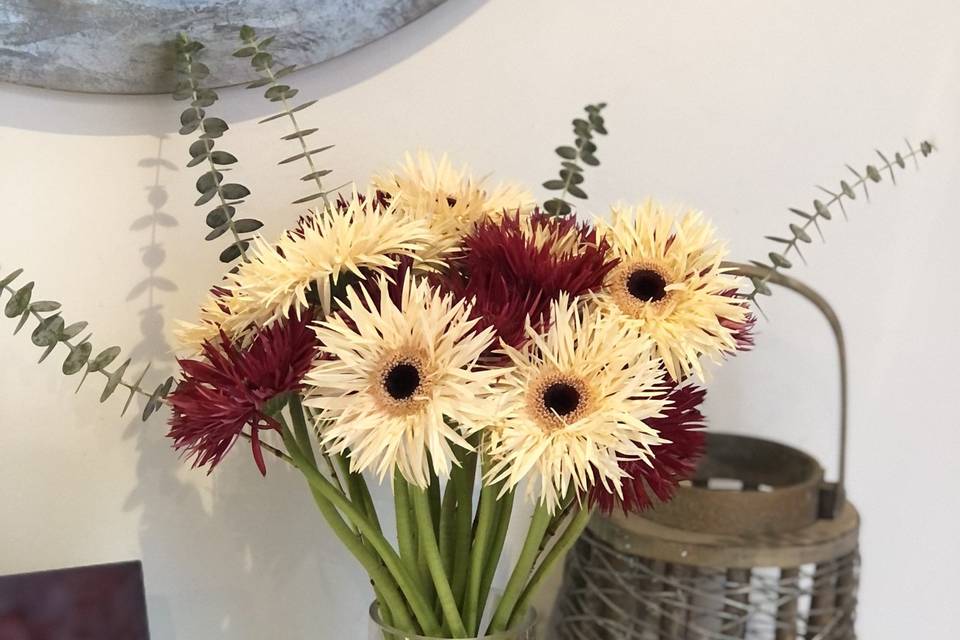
724,262,847,519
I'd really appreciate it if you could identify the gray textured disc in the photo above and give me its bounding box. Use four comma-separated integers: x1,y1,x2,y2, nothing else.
0,0,447,95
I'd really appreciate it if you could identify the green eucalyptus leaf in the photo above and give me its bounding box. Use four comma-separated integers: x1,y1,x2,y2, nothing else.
561,161,582,172
239,25,256,42
63,342,93,375
789,223,812,243
206,205,235,228
301,169,332,181
180,108,202,126
233,219,264,233
29,301,61,313
813,199,832,220
264,85,290,101
764,236,792,245
246,77,272,89
751,277,772,296
189,139,213,158
566,185,588,199
13,309,30,334
542,180,565,190
259,100,317,124
122,363,153,416
555,146,577,160
559,169,584,184
100,359,131,403
88,346,122,373
196,171,223,194
279,145,334,164
60,321,88,340
5,282,34,318
769,253,792,269
275,65,298,79
840,180,856,199
282,128,318,141
580,153,600,167
234,46,256,58
31,314,63,346
866,165,882,182
179,121,200,136
252,52,273,70
894,152,906,168
205,223,231,241
191,62,210,79
221,183,251,200
543,199,572,217
202,117,229,137
259,35,276,49
292,192,325,205
0,268,23,289
920,141,933,155
220,241,250,263
195,189,218,207
210,151,238,165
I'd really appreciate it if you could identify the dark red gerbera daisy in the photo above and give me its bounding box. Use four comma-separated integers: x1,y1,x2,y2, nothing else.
167,312,318,475
590,382,707,514
437,211,616,358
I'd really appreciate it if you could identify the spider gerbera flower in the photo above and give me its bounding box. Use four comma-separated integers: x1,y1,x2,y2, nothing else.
592,200,751,382
485,295,668,513
174,190,436,354
590,382,706,514
167,312,318,475
303,272,499,487
373,151,534,260
438,211,615,357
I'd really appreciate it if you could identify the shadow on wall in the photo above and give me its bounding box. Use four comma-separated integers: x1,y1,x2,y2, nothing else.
120,136,365,638
0,0,488,136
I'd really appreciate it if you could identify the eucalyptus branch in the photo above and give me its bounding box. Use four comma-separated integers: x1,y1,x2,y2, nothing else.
543,103,608,216
235,26,343,210
0,268,173,420
173,34,262,264
745,139,936,308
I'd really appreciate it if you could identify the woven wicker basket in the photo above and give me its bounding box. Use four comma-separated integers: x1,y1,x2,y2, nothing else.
551,265,859,640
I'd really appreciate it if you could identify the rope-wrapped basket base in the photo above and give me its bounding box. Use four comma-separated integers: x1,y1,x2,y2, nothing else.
551,528,859,640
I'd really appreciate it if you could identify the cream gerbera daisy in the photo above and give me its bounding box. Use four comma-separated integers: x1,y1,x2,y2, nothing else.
373,151,534,260
174,191,436,354
592,200,750,382
486,295,667,513
304,272,500,487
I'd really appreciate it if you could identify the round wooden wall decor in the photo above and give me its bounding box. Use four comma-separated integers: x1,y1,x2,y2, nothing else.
0,0,447,94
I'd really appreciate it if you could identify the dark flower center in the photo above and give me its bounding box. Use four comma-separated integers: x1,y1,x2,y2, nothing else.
384,363,421,400
542,382,581,417
627,268,668,302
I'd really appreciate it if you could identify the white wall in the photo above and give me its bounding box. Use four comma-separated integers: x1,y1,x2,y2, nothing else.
1,1,957,638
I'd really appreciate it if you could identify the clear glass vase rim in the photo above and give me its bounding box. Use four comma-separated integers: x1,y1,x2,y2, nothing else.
368,601,538,639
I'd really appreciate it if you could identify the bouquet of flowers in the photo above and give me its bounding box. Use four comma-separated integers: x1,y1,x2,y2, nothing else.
0,27,934,640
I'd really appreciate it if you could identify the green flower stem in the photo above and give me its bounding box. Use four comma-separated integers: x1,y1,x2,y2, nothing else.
394,471,420,586
438,477,458,579
287,395,315,466
283,429,441,636
477,490,514,628
451,449,478,608
488,502,552,634
464,476,498,634
428,471,443,537
409,483,467,638
508,506,593,629
278,421,415,632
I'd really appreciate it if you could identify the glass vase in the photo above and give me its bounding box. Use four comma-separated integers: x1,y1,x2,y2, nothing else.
367,603,537,640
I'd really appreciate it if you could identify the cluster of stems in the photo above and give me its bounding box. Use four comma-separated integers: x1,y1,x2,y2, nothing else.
269,392,592,638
